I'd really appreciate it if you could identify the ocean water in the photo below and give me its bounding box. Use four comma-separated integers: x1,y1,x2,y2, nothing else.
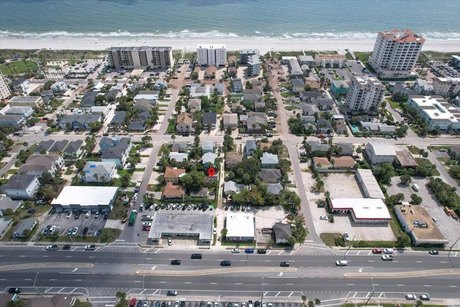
0,0,460,40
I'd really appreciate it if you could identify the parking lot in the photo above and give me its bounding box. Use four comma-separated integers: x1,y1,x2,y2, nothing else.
40,210,107,238
126,300,303,307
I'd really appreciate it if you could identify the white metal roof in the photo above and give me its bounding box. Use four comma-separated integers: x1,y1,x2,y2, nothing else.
226,213,255,238
331,198,391,220
51,186,118,207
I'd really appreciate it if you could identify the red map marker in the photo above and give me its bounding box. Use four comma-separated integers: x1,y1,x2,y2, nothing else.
207,167,216,177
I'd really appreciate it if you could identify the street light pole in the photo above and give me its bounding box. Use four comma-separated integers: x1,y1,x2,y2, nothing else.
344,234,356,260
33,272,43,297
448,235,460,267
261,276,264,304
365,277,376,305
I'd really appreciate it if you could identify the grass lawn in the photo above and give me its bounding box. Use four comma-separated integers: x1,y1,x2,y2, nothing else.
407,145,421,155
387,99,401,110
64,169,74,175
0,60,37,75
320,233,343,246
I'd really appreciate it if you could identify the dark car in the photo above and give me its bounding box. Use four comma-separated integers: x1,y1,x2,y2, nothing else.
220,260,231,266
180,302,186,307
8,288,21,294
171,260,181,265
82,227,88,236
62,245,71,250
257,249,267,254
167,290,177,296
255,302,261,307
280,261,290,267
74,211,81,219
161,303,166,307
191,253,202,259
245,248,254,254
429,250,439,255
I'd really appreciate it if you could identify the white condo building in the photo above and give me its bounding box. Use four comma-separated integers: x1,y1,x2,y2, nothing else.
107,46,173,70
0,74,11,99
408,95,460,131
432,77,460,97
369,29,425,79
197,44,226,66
345,76,384,114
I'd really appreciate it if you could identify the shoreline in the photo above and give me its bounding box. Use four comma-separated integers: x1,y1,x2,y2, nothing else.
1,37,460,53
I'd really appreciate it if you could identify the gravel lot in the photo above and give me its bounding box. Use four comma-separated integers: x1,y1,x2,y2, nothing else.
323,173,363,198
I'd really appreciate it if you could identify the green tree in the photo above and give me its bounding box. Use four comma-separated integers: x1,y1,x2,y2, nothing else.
120,174,130,187
410,193,422,205
400,174,412,185
279,190,301,214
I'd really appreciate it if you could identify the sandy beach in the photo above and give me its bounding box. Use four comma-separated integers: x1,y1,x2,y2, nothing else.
1,37,460,53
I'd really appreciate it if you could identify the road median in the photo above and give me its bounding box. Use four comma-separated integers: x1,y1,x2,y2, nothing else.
136,266,297,276
0,262,93,272
345,268,460,279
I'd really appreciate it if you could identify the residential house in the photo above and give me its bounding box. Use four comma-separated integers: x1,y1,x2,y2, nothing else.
309,141,330,157
204,66,217,79
162,182,185,200
0,105,33,118
335,122,348,134
246,112,267,133
176,113,193,134
259,169,282,183
223,113,238,130
273,222,292,244
332,156,356,169
164,167,186,184
63,140,84,159
49,140,69,154
80,91,99,108
90,105,111,117
202,152,217,165
105,89,120,102
244,140,257,157
335,143,354,156
298,55,315,66
153,80,167,91
35,140,55,154
316,118,333,134
82,161,117,183
223,181,244,195
51,81,68,94
232,79,243,93
313,157,332,171
261,152,279,168
187,99,202,112
100,137,132,168
312,97,335,111
299,103,319,116
134,91,159,106
8,96,44,108
171,142,188,153
225,152,242,169
1,175,40,200
190,83,211,98
201,141,215,153
266,183,283,196
0,115,25,127
203,112,217,130
41,89,54,104
300,91,325,102
291,78,305,93
59,114,101,130
449,144,460,160
0,195,22,216
108,111,127,130
169,152,188,163
13,218,37,238
18,154,64,178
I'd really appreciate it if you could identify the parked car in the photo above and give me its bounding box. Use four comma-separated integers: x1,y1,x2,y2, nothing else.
168,238,172,246
319,215,328,220
46,244,59,251
343,233,350,241
405,294,416,300
171,260,181,265
429,250,439,255
191,253,202,259
8,288,21,294
420,294,431,301
257,249,267,254
167,290,178,296
372,248,383,254
62,245,71,250
244,248,254,254
84,244,96,251
280,262,290,267
383,248,394,254
66,212,72,219
231,248,240,254
220,260,231,266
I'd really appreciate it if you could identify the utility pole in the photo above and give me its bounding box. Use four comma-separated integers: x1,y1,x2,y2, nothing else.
344,234,356,259
448,235,460,267
365,277,376,305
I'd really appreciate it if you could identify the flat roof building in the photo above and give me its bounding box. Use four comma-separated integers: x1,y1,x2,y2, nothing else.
107,46,173,70
51,186,118,213
394,203,448,246
346,76,384,114
365,140,396,164
408,95,460,131
356,169,385,199
226,212,255,242
330,198,391,223
197,44,226,67
147,211,213,246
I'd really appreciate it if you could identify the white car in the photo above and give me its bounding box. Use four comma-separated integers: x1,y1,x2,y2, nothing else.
85,211,91,218
420,294,430,301
343,233,350,241
66,212,72,219
381,255,394,261
319,215,328,220
335,260,348,266
231,248,240,254
84,245,96,251
383,248,394,254
405,294,416,300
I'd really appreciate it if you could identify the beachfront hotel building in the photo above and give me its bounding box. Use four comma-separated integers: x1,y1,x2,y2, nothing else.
345,76,384,114
0,74,11,100
107,46,173,70
408,95,460,131
369,29,425,79
197,45,227,66
432,77,460,97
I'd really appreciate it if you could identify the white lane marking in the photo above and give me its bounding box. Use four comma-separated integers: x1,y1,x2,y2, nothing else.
49,279,57,281
74,279,82,282
65,256,73,258
24,279,32,281
275,292,281,297
134,281,142,283
42,255,50,258
0,279,6,281
159,281,167,284
210,282,217,285
288,292,294,297
19,255,26,258
356,251,361,255
235,283,242,285
416,261,423,263
264,260,272,262
449,285,457,288
184,282,191,284
286,283,293,286
347,284,355,286
440,261,447,263
368,260,374,263
424,285,431,287
397,284,405,287
146,258,152,260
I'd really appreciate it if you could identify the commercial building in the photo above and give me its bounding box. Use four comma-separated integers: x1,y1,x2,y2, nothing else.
365,141,396,165
394,203,448,246
330,198,391,223
226,212,255,242
369,29,425,79
356,169,385,199
0,74,11,99
147,211,213,246
107,46,173,70
51,186,118,213
197,44,227,66
346,76,384,113
432,77,460,97
408,95,460,131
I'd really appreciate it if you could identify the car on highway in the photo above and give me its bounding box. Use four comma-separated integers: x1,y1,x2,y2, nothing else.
372,248,383,254
429,250,439,255
46,244,59,251
335,260,348,266
231,248,240,254
8,288,22,294
171,260,181,265
257,249,267,254
220,260,231,266
405,294,416,300
381,255,394,261
383,248,394,254
84,244,96,251
191,253,202,259
280,261,290,267
420,294,431,301
167,290,178,296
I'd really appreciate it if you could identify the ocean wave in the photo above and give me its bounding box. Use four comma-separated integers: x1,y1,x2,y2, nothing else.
1,30,460,40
